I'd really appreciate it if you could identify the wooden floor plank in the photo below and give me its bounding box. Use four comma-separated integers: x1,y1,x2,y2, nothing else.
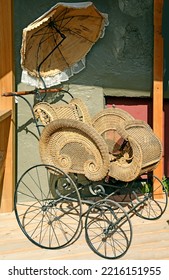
0,202,169,260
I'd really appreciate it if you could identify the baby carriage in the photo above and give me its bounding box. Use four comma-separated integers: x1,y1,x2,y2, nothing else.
3,89,168,259
2,2,168,259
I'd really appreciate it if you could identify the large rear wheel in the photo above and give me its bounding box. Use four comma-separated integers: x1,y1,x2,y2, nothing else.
130,175,168,220
14,164,82,249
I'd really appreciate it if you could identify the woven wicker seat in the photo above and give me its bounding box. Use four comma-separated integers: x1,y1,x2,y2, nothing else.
39,119,110,181
33,101,80,126
108,120,163,182
92,107,134,153
33,98,92,126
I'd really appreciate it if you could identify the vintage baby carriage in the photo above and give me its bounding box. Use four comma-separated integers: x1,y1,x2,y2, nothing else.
2,2,168,259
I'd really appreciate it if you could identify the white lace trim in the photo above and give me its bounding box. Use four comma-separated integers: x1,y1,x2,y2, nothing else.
21,58,86,88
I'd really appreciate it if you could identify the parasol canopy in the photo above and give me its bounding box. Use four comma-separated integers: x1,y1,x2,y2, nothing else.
21,1,108,88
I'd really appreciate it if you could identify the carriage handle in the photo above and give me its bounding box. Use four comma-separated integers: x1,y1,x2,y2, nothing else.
1,87,74,137
1,87,63,96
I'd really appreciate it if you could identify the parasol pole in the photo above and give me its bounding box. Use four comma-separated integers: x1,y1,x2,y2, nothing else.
37,22,66,76
37,35,66,73
37,24,66,95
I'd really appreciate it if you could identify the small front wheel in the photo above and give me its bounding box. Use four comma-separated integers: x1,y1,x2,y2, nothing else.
85,199,132,259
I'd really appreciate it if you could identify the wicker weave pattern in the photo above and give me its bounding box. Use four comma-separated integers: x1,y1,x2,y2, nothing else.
108,120,162,182
33,102,80,126
92,107,134,131
39,119,110,181
70,98,92,125
33,102,58,125
33,98,92,126
122,120,163,173
108,134,143,182
92,107,134,153
37,101,162,182
52,103,80,120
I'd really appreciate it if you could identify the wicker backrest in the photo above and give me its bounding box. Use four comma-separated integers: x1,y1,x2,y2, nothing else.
39,119,110,181
108,120,163,182
33,101,80,126
70,98,92,125
92,107,134,153
33,98,92,126
122,120,163,173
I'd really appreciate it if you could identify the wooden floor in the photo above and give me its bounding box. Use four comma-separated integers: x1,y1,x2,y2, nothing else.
0,201,169,260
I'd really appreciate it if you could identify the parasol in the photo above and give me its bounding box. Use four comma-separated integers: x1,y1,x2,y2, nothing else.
21,2,108,88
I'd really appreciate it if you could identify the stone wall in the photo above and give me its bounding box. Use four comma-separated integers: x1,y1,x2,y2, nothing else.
14,0,153,178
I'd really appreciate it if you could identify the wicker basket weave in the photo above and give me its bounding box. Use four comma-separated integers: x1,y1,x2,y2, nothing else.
108,120,163,182
122,120,162,173
37,100,162,183
33,102,58,125
33,98,92,126
33,101,80,126
39,119,110,181
92,107,134,153
70,98,92,125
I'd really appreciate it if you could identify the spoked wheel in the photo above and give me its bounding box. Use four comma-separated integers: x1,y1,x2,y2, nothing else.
14,164,82,249
130,174,168,220
85,199,132,259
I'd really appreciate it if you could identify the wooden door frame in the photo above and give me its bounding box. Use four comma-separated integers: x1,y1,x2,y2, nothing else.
0,0,15,212
153,0,164,184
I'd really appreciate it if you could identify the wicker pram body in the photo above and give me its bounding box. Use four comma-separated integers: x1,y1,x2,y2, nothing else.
10,92,167,261
36,98,162,182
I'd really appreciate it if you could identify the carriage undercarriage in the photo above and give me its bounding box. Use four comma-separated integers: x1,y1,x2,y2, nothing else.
14,163,167,259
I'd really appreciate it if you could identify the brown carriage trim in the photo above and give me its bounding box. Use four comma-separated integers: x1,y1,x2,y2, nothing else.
108,134,143,182
92,107,134,133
